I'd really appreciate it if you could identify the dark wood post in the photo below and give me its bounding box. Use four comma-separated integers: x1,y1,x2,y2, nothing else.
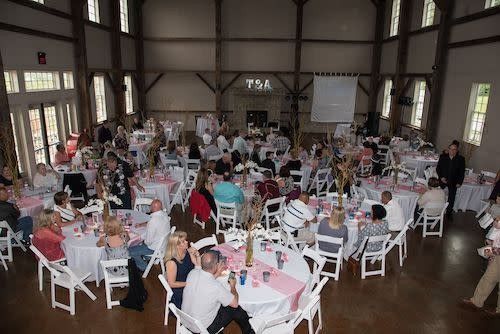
215,0,223,119
367,0,385,135
291,0,305,133
135,0,146,120
426,0,455,141
71,0,92,133
389,0,411,135
110,0,125,125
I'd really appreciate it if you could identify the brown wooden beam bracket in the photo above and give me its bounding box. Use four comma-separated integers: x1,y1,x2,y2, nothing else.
448,35,500,49
0,22,75,43
273,74,294,95
299,78,314,94
104,72,116,89
195,73,216,93
357,81,369,96
432,0,445,11
145,73,164,94
400,78,414,96
221,74,241,95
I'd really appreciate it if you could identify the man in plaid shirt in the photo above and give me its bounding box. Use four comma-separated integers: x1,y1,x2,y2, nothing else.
272,131,291,154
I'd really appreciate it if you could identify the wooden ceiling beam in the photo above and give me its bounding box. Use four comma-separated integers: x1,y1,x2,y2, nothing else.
195,73,216,93
273,74,294,95
145,73,164,94
0,22,75,43
221,74,242,95
214,0,223,118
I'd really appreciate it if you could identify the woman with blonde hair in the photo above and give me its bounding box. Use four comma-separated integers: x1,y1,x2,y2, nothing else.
164,231,200,309
113,125,129,151
96,217,130,276
317,206,348,253
32,209,65,261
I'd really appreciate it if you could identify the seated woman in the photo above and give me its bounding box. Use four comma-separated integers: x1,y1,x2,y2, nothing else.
358,141,374,165
96,217,130,276
250,144,262,166
113,125,129,151
417,177,446,216
32,209,65,261
0,166,17,187
54,144,70,166
188,142,202,160
33,163,60,189
195,168,217,215
318,206,348,253
164,231,200,309
276,166,295,196
53,191,83,226
285,149,302,171
164,141,178,160
352,204,389,253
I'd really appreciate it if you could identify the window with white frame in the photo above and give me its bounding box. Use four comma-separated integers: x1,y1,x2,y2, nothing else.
382,79,393,118
4,71,19,93
31,0,44,4
29,107,46,165
120,0,129,33
422,0,436,27
464,83,491,145
88,0,100,23
63,71,74,89
124,75,134,114
93,75,107,123
485,0,500,9
10,113,23,173
66,103,74,134
44,105,61,164
24,71,60,92
390,0,401,36
411,81,426,128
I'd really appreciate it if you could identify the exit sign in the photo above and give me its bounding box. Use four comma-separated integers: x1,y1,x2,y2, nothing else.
38,52,46,65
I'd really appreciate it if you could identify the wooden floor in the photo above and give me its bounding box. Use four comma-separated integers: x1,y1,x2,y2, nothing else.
1,208,500,333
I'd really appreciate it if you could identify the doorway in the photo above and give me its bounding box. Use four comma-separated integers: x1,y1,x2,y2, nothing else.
246,110,268,128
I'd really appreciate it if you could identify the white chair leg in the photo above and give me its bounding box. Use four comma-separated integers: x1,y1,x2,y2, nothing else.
308,317,314,334
160,259,166,275
0,255,7,271
361,257,366,279
38,261,43,291
164,297,169,326
142,257,155,278
317,302,323,334
381,256,386,277
105,281,112,309
70,286,75,315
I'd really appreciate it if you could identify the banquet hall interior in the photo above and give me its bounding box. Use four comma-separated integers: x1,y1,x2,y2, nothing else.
1,0,500,333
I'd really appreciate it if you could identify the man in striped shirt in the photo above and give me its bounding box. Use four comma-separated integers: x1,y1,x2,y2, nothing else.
281,192,317,244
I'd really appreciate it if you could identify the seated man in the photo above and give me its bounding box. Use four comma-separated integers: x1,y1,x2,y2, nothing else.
33,163,60,189
256,170,280,203
129,199,171,271
214,173,244,211
215,153,233,175
260,151,276,176
381,191,405,231
182,251,254,334
281,192,317,244
0,186,33,244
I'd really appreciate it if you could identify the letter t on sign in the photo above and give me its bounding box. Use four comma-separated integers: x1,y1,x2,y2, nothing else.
246,79,254,89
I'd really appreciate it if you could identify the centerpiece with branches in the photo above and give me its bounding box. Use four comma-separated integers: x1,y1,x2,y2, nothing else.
290,111,305,151
329,152,355,208
241,195,265,267
96,167,124,220
234,158,258,187
382,159,414,187
0,125,21,198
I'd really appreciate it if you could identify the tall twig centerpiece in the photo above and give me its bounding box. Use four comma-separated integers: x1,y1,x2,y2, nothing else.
330,152,355,209
0,125,21,198
241,195,265,267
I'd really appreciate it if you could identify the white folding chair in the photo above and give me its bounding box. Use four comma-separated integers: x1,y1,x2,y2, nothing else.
361,234,391,279
133,197,153,213
308,168,330,197
257,167,274,177
48,262,97,315
290,170,305,189
250,311,301,334
476,199,491,218
169,303,222,334
158,274,174,326
214,200,240,234
160,154,179,168
170,181,187,212
0,221,13,268
100,259,129,309
351,236,368,261
301,246,327,295
208,154,223,162
190,234,218,251
424,166,437,181
222,231,239,243
142,227,176,278
298,277,329,334
29,236,66,291
478,213,494,229
378,145,390,166
413,202,448,237
277,217,307,253
185,158,201,171
261,196,286,230
377,219,412,267
314,235,343,281
284,145,291,157
481,170,497,179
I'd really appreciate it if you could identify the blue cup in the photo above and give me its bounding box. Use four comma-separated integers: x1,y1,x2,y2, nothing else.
240,269,247,285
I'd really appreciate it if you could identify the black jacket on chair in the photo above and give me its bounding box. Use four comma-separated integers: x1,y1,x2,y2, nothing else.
63,173,88,201
436,154,465,186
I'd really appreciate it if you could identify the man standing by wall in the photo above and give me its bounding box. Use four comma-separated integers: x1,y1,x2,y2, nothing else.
436,143,465,218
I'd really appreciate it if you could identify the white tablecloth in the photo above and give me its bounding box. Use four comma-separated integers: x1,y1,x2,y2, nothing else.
399,153,438,178
360,179,420,222
454,182,493,213
60,210,150,285
133,179,179,211
215,242,310,317
196,117,219,138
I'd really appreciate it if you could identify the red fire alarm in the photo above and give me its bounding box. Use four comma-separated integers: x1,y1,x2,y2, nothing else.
38,52,46,65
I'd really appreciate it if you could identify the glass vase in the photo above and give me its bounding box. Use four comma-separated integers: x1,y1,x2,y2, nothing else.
245,230,254,267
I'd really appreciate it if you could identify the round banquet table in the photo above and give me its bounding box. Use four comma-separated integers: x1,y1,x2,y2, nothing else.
360,178,424,223
453,175,494,212
214,242,310,317
57,168,98,186
60,209,150,286
399,153,439,178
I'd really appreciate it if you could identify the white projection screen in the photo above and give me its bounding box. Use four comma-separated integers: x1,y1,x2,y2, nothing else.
311,75,358,123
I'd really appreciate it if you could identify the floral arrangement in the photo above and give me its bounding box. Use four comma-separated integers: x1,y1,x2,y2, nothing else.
234,161,258,172
382,161,414,186
84,194,123,214
416,137,434,151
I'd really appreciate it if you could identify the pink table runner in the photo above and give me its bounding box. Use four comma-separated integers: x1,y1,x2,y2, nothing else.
369,178,427,194
215,243,306,311
17,196,45,218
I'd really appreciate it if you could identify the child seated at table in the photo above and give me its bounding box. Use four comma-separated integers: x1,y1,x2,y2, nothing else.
97,217,130,276
32,209,65,261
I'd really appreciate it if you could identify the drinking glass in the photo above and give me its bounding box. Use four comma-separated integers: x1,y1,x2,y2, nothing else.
277,259,284,270
262,271,270,282
240,270,247,285
275,250,282,262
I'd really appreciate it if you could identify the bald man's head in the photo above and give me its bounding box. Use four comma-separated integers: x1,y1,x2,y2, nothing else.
201,251,219,274
298,191,310,205
150,199,163,213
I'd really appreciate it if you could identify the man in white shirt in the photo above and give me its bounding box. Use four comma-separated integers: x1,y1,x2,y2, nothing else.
33,163,60,189
232,130,248,157
381,191,405,231
417,177,446,216
204,140,222,161
129,199,171,271
217,131,230,152
203,128,213,146
182,251,254,334
281,192,317,244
